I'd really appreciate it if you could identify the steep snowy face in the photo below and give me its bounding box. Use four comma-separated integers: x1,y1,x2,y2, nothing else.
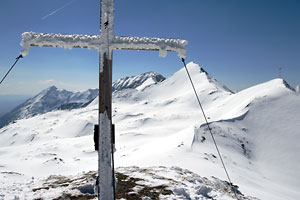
112,72,165,92
0,87,98,128
296,84,300,93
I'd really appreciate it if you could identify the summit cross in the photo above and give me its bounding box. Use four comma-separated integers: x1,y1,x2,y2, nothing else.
20,0,187,199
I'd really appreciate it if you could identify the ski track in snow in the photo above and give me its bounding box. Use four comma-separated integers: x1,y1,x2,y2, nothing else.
0,62,300,200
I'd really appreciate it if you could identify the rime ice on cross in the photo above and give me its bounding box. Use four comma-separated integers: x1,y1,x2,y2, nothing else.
20,0,187,199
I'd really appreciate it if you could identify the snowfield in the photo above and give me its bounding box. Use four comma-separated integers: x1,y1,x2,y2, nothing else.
0,62,299,200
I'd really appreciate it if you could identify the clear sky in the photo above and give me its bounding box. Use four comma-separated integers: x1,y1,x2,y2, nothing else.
0,0,299,95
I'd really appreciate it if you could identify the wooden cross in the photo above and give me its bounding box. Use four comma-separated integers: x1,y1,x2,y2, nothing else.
21,0,187,199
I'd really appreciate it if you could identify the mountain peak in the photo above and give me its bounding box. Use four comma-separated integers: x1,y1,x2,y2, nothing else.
45,85,58,92
267,78,295,92
174,62,232,93
38,86,59,97
181,62,209,76
49,85,57,90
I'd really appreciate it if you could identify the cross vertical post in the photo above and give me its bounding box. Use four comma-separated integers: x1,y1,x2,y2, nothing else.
98,52,114,199
20,0,187,199
98,0,115,198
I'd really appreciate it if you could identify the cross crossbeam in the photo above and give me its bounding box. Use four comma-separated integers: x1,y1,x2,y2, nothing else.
20,0,187,199
21,33,187,58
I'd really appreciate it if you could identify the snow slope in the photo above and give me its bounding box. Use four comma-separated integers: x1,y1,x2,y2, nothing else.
192,78,300,200
0,62,299,200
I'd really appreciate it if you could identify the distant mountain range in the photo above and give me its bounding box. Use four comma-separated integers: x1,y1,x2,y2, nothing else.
0,72,166,128
0,86,98,128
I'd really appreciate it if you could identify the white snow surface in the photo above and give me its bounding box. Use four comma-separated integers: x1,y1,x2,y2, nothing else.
0,62,300,200
296,84,300,93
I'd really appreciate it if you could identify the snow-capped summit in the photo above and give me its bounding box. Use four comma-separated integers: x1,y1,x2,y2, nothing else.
177,62,232,93
0,86,98,128
136,62,233,104
112,71,165,91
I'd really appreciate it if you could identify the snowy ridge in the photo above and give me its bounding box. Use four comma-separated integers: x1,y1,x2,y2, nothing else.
112,71,165,91
192,78,297,154
0,62,300,200
211,78,295,120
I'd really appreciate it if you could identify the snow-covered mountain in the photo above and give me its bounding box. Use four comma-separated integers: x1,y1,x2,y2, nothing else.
0,86,98,128
0,62,299,200
112,71,165,91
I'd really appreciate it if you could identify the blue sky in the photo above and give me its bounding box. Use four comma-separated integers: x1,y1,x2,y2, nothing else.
0,0,299,95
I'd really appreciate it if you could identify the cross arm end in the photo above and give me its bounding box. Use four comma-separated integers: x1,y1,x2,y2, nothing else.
113,36,188,58
20,32,102,56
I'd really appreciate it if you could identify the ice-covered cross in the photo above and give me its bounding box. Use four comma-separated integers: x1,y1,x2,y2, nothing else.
20,0,187,199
